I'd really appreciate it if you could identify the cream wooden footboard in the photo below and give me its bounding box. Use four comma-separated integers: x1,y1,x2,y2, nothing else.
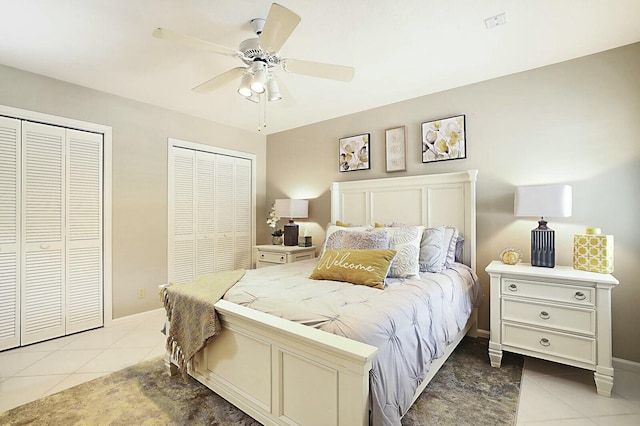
165,299,378,426
164,303,478,426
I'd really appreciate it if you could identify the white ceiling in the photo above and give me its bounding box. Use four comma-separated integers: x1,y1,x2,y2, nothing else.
1,0,639,135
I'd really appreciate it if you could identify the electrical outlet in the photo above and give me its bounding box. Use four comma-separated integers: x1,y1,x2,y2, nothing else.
137,288,146,299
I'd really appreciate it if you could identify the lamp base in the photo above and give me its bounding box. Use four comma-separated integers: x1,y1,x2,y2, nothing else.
283,220,299,246
531,221,555,267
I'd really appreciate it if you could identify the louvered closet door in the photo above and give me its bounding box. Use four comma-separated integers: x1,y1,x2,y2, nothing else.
66,129,103,334
233,157,251,269
169,148,195,284
214,155,235,271
195,151,216,276
21,122,65,345
0,117,21,350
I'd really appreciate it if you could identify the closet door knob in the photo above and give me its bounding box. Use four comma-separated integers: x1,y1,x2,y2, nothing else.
40,243,50,249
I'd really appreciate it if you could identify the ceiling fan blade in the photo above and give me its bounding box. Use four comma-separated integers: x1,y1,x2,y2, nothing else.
192,67,246,93
259,3,301,53
282,59,355,82
153,28,238,57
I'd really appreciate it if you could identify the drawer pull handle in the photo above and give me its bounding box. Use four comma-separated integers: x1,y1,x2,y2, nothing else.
539,338,551,347
539,311,550,320
574,291,586,301
280,256,285,261
508,283,518,292
260,254,264,259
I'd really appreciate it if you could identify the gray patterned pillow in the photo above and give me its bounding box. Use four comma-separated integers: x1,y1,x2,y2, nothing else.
342,230,390,250
384,226,424,278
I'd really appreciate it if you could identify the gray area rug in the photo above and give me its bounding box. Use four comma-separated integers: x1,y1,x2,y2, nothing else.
0,337,522,425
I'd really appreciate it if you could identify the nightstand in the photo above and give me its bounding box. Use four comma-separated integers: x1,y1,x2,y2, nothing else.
254,245,316,268
485,260,619,396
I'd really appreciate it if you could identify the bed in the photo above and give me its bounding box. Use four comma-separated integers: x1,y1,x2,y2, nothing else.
163,170,479,426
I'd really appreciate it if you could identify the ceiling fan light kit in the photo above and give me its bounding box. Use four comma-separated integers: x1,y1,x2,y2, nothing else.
237,73,253,97
153,2,355,130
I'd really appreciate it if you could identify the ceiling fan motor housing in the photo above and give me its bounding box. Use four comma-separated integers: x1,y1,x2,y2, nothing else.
239,38,279,67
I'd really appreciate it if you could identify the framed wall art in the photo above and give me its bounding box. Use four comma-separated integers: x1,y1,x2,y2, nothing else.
339,133,370,172
421,114,466,163
385,126,407,172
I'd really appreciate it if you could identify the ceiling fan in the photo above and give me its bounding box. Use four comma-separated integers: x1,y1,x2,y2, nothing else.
153,3,355,105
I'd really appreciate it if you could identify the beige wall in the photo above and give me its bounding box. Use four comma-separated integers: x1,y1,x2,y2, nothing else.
0,64,267,319
265,43,640,362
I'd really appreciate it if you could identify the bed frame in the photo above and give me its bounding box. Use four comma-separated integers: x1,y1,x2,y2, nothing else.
164,170,478,426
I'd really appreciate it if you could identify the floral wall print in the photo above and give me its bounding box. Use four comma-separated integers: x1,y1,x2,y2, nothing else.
421,115,466,163
385,126,407,172
339,133,370,172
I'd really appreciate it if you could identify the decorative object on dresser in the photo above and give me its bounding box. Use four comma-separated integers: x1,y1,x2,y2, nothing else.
274,198,309,246
500,247,522,265
254,244,315,268
514,184,572,267
486,260,619,397
339,133,370,172
266,202,282,244
574,227,614,273
384,125,407,172
421,114,466,163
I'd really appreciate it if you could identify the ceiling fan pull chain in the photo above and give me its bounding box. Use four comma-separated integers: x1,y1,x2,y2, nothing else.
263,92,268,129
257,94,262,132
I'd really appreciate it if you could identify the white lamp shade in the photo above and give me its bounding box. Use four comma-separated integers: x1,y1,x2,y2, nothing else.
514,184,572,218
275,199,308,219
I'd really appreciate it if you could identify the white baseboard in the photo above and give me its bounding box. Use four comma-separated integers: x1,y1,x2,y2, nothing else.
613,357,640,374
109,308,165,327
476,328,490,339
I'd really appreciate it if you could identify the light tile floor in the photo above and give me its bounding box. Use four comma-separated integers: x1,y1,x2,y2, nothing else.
0,309,167,413
1,310,639,425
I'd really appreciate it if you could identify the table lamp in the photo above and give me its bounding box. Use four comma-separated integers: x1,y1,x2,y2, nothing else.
514,184,572,267
275,199,309,246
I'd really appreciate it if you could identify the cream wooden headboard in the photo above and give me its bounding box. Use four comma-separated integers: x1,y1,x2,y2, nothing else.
330,170,478,271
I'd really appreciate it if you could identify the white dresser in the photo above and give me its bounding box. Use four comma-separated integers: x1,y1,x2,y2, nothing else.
254,245,316,268
486,261,619,396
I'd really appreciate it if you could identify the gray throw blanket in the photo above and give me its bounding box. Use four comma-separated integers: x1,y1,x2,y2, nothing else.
161,269,246,379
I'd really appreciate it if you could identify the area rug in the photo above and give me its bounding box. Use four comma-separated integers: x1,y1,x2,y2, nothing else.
0,337,523,426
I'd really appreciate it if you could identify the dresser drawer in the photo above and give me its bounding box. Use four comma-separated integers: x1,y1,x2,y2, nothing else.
258,251,287,264
502,279,594,306
502,323,596,365
291,252,314,262
502,298,595,335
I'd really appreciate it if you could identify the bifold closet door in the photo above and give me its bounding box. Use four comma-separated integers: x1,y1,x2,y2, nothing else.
20,123,104,345
65,129,103,334
21,122,66,345
0,116,21,350
213,155,252,271
168,147,252,284
169,147,196,284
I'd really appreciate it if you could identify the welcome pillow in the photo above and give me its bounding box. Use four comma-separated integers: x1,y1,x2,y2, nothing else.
310,249,397,289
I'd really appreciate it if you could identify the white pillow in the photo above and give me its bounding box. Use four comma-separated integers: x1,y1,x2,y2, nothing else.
341,229,390,250
320,224,372,256
384,225,424,278
419,226,446,272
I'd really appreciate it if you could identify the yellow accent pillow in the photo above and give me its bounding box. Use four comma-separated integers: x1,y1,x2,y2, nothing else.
335,220,351,227
374,222,387,228
310,249,397,289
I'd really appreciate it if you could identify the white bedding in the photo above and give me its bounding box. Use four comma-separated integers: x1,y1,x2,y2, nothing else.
223,258,483,426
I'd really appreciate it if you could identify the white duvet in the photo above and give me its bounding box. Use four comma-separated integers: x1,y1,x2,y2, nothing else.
224,258,483,426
